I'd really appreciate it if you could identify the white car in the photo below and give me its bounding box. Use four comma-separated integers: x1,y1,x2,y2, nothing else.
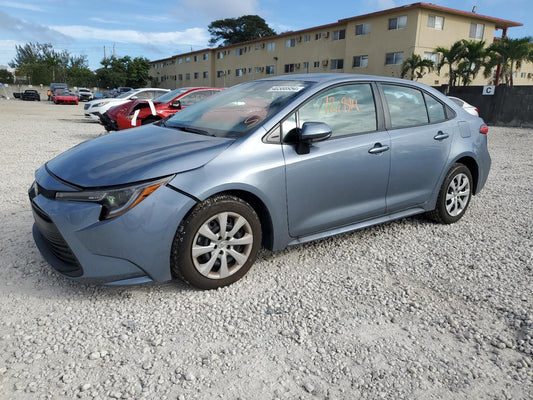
76,88,93,102
447,96,479,116
84,88,170,121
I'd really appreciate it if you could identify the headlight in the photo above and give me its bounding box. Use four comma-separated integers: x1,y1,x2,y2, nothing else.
55,176,174,219
93,101,109,107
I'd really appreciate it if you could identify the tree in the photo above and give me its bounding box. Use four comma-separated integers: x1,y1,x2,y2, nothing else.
126,57,152,87
95,55,151,88
208,15,276,46
484,36,533,86
400,53,434,80
456,40,486,86
436,40,467,87
0,69,14,84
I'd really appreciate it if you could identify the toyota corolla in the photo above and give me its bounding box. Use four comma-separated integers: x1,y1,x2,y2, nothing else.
29,74,491,289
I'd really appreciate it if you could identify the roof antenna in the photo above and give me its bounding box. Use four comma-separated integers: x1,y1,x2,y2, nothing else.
472,6,477,13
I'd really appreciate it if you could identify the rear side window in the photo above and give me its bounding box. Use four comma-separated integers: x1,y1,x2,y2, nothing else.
296,83,377,138
424,93,446,123
381,84,428,129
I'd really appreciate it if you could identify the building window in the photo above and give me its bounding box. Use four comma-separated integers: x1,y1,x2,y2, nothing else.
217,70,224,78
185,73,190,80
178,58,183,64
217,52,223,59
353,55,368,68
521,72,527,78
313,61,320,68
194,72,199,79
423,52,439,63
428,15,444,30
236,48,243,56
194,55,198,62
185,56,191,62
332,29,346,40
203,71,209,78
303,61,309,70
267,42,275,51
315,33,321,40
388,16,407,30
203,53,208,60
331,59,344,70
469,23,484,39
254,66,261,73
266,65,275,75
286,38,296,47
304,34,311,42
385,52,403,65
236,68,243,77
355,23,371,36
284,64,296,73
178,74,183,81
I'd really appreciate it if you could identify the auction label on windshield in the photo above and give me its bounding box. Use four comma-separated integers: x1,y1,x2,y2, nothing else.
267,86,305,92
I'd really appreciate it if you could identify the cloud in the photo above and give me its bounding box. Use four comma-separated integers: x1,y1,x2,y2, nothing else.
50,25,210,47
0,1,44,12
179,0,259,21
0,11,72,44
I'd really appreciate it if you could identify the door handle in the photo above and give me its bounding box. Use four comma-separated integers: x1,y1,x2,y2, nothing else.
434,131,449,140
368,143,390,154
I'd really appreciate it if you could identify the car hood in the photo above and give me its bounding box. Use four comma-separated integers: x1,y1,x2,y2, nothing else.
46,125,234,188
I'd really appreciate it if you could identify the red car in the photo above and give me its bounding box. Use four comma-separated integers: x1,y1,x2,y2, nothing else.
53,90,79,105
102,87,222,131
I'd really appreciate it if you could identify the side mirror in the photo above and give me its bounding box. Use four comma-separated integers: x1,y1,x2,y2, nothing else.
171,100,182,109
296,122,332,154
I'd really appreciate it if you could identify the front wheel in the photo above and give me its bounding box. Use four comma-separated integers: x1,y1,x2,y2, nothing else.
171,195,262,289
427,163,473,224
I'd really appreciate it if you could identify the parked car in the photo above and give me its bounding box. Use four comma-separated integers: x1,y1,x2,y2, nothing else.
102,87,223,131
29,74,491,289
76,88,93,101
49,83,68,100
21,89,40,101
93,93,104,99
448,96,479,116
116,87,133,96
53,90,79,105
83,88,169,121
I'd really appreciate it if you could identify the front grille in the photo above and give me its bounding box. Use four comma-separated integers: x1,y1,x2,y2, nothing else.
31,202,83,277
84,103,90,110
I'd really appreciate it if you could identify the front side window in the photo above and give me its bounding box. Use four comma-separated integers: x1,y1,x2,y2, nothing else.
389,16,407,30
381,84,429,129
289,83,377,139
385,52,403,65
469,23,484,39
353,55,369,68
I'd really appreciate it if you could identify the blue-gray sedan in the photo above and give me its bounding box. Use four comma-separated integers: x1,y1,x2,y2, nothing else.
29,74,491,289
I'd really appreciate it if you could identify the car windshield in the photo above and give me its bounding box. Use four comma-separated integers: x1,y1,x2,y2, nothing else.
165,80,312,138
154,88,190,103
118,90,138,99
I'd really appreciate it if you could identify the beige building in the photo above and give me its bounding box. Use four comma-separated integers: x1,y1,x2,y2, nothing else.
150,2,532,89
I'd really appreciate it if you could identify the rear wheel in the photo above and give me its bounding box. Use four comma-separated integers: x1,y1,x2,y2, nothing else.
427,163,472,224
171,195,261,289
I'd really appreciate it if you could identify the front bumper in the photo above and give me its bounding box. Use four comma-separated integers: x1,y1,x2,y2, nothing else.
29,168,196,285
100,113,119,131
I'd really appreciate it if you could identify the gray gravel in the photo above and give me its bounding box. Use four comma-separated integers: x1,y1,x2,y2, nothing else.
0,99,532,399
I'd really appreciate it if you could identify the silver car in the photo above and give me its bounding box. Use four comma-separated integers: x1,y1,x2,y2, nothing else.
30,74,491,289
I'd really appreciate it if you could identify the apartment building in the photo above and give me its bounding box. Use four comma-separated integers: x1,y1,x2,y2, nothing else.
150,2,532,89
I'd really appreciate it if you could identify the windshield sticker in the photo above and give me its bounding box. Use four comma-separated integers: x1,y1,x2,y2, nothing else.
267,86,305,92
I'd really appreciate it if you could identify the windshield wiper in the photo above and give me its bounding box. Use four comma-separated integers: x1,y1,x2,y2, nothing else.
168,124,215,136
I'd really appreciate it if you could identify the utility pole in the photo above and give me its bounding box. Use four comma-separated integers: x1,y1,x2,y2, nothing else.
104,45,106,60
113,44,116,58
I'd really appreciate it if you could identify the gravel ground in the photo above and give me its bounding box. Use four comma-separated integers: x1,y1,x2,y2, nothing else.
0,99,532,400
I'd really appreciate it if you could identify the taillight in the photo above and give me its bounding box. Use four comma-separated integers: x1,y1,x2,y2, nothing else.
480,124,489,134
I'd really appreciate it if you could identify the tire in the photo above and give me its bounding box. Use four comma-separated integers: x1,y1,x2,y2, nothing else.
427,163,473,224
171,195,262,289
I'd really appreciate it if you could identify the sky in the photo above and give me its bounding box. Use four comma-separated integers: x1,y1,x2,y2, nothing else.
0,0,531,71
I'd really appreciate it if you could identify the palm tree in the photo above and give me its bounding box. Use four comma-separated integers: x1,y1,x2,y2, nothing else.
400,53,435,80
436,40,467,88
456,40,486,86
485,36,533,86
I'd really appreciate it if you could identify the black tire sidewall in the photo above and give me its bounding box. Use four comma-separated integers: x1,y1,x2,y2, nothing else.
436,164,473,224
173,196,262,289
